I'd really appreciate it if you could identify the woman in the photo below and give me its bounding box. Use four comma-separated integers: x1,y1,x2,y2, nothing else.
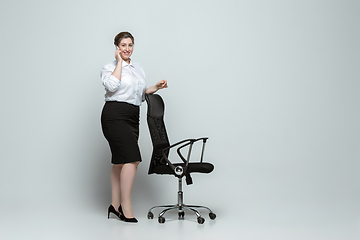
101,32,167,223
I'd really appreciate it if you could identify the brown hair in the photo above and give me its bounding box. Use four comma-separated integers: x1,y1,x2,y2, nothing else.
114,32,134,46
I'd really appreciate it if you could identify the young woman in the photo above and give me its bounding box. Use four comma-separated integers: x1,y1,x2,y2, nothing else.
101,32,167,223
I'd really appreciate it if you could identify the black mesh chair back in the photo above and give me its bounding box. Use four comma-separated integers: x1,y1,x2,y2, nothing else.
145,94,170,174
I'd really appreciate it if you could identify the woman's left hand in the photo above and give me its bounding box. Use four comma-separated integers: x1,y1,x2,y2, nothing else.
145,80,168,94
156,80,168,90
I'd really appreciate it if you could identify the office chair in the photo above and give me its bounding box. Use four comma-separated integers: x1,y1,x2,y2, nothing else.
145,93,216,224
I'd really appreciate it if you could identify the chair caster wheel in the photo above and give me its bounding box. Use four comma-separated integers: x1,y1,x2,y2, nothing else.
197,217,205,224
209,212,216,220
178,211,185,219
158,216,165,223
147,212,154,219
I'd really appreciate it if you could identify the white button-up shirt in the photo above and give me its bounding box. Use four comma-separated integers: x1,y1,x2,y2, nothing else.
101,60,147,106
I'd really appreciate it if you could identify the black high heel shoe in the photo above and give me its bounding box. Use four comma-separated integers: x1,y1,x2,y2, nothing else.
118,205,138,223
108,205,124,220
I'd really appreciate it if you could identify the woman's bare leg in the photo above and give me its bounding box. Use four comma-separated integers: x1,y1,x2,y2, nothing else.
120,161,140,218
110,164,123,211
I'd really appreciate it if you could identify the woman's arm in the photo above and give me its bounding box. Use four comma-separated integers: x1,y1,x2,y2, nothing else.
145,80,168,94
111,48,123,80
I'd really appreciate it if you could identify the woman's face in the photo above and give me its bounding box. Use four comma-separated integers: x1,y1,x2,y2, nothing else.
118,38,134,62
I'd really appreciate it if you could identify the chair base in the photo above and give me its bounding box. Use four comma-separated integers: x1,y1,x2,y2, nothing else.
147,204,216,224
147,178,216,224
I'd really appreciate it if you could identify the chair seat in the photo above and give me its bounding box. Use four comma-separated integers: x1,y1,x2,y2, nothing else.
152,162,214,175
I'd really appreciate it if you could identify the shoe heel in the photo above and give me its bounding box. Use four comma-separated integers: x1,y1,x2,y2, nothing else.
108,205,121,220
107,206,111,219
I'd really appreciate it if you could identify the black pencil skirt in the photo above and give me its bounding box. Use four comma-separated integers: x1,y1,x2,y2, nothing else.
101,101,142,164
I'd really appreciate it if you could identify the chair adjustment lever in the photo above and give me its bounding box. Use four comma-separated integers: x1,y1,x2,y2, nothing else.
185,174,193,185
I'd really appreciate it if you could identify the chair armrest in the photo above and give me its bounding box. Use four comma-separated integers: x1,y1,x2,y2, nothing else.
161,139,194,174
161,137,209,176
163,138,196,151
177,137,208,164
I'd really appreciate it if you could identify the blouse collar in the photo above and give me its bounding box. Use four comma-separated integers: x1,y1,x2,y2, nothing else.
122,60,133,68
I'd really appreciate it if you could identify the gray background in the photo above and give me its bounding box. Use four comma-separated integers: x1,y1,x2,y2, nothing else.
0,0,359,239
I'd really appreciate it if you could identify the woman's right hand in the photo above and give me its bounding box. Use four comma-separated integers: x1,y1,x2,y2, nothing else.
115,48,123,63
111,48,123,81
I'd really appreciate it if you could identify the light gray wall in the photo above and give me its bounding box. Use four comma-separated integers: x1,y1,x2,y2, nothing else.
0,0,359,228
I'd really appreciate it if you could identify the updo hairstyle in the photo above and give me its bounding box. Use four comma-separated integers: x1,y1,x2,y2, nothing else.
114,32,134,46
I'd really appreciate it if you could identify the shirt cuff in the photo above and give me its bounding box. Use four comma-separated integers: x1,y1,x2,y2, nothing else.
103,75,121,92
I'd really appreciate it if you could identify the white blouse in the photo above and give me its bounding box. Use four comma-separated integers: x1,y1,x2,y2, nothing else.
101,60,147,106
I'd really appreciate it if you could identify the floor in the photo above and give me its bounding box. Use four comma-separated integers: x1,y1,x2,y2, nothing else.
1,201,359,240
